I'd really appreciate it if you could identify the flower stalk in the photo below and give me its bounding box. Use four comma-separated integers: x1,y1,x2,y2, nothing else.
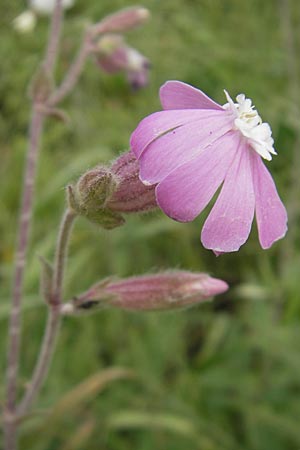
18,209,76,417
48,31,92,106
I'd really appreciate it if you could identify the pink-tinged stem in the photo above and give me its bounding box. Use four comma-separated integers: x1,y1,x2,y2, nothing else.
49,34,91,106
4,107,44,450
18,209,76,417
44,0,64,73
4,1,64,448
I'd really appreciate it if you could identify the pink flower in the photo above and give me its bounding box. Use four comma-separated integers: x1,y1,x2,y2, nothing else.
130,81,288,253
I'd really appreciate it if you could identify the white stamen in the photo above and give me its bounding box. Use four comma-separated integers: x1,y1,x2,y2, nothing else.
223,90,276,160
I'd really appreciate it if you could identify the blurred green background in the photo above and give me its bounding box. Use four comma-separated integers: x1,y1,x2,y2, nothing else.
1,0,300,449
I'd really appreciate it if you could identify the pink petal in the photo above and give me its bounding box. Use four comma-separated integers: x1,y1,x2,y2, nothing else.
160,81,223,111
201,142,255,253
130,109,212,159
251,151,288,249
155,131,239,222
139,112,233,184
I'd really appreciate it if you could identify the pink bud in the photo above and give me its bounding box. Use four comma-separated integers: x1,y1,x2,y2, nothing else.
123,47,151,91
95,34,150,90
107,151,157,213
91,7,150,35
68,271,229,313
68,151,157,228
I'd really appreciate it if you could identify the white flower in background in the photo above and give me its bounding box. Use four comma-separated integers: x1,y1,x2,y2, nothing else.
29,0,74,15
12,10,37,33
13,0,75,34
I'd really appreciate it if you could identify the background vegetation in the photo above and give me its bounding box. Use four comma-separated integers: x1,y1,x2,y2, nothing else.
1,0,300,449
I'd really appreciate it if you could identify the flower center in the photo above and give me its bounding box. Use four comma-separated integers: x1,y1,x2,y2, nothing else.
223,90,276,161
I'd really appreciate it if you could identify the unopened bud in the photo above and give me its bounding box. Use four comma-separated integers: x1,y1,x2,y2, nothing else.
68,151,156,228
108,151,157,213
91,7,150,35
95,34,150,90
126,51,151,91
68,168,125,229
76,167,117,210
95,35,127,73
66,271,229,313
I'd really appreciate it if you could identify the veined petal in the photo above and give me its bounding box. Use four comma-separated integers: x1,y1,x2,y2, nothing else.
160,81,223,111
130,109,213,158
201,142,255,252
155,131,239,222
251,151,288,249
140,112,233,184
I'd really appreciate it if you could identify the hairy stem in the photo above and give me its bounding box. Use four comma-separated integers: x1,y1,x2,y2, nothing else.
18,209,76,417
52,209,77,304
4,1,64,448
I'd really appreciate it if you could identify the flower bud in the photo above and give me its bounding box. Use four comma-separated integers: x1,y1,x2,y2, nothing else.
67,168,125,229
76,167,117,210
63,271,229,314
68,152,157,228
91,7,150,35
108,151,157,214
95,34,150,90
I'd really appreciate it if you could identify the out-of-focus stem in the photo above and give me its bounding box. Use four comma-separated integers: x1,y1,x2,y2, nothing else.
44,0,64,73
49,34,91,106
4,106,44,450
18,209,76,417
4,1,64,449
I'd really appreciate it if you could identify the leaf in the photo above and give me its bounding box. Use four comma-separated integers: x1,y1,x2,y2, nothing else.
60,418,96,450
107,410,198,439
84,208,125,230
107,410,232,449
23,367,135,439
48,367,134,418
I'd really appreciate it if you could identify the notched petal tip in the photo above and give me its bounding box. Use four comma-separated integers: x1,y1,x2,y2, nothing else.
201,217,252,253
260,226,288,250
251,152,288,250
201,148,255,254
259,217,288,250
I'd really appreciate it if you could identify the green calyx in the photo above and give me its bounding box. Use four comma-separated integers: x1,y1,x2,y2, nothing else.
67,168,125,229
